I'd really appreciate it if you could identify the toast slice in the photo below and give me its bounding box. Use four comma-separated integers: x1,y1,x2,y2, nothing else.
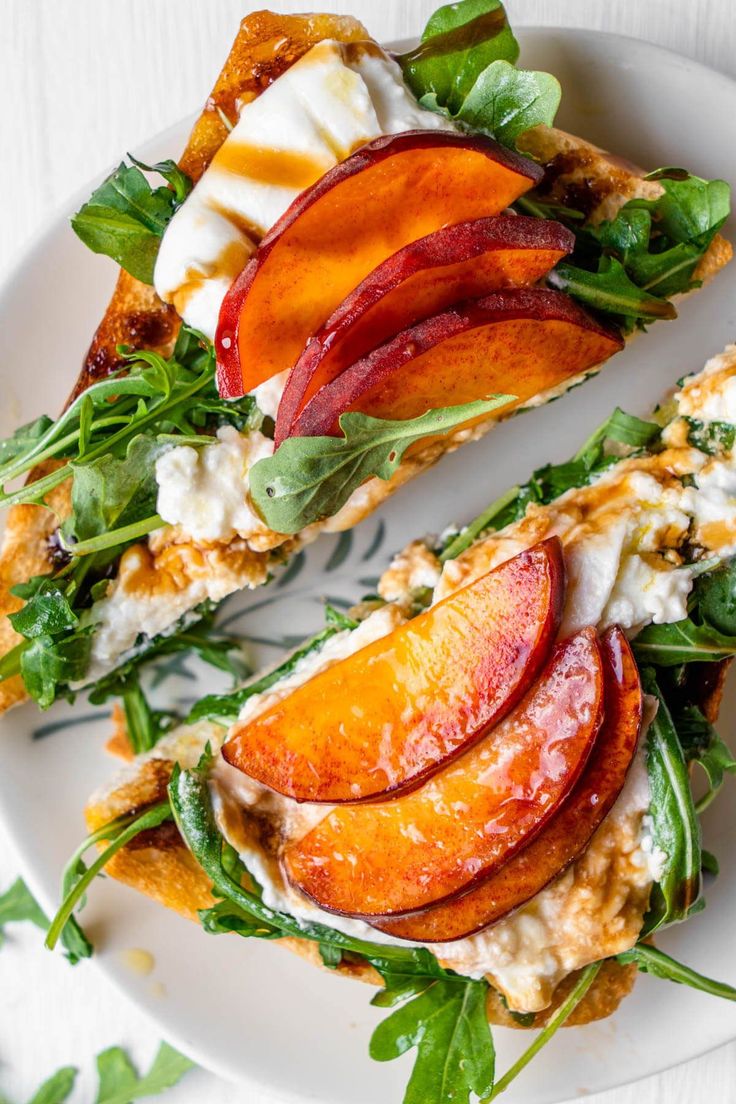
82,345,736,1028
0,11,730,714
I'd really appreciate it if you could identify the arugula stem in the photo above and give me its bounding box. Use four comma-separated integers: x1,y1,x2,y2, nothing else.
439,485,520,562
0,639,28,681
65,514,164,557
485,962,602,1100
45,801,172,952
0,371,213,511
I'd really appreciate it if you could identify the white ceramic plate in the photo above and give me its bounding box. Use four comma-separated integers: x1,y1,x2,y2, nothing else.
1,26,736,1104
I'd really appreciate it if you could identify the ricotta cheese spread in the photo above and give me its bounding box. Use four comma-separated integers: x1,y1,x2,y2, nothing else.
155,426,274,544
153,38,455,341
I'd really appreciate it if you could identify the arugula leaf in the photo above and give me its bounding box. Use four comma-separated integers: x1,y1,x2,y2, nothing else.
633,617,736,666
63,435,169,549
0,414,54,467
0,877,47,947
692,557,736,635
250,396,512,534
94,1043,194,1104
440,406,659,560
46,803,173,958
618,944,736,1002
19,632,92,710
8,579,78,639
436,60,561,145
400,0,518,112
17,1045,192,1104
639,170,730,244
549,258,678,324
26,1067,78,1104
71,158,192,283
685,416,736,456
370,978,494,1104
641,670,702,933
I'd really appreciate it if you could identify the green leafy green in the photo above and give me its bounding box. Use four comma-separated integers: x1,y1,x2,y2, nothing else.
250,396,512,534
46,802,173,959
71,158,192,283
93,1043,194,1104
0,877,48,947
62,434,169,550
450,60,561,144
549,258,678,323
535,169,730,329
685,417,736,456
441,406,659,560
12,1044,192,1104
0,330,256,708
618,944,736,1002
370,977,495,1104
634,618,736,666
640,670,702,933
26,1067,78,1104
400,0,559,144
400,0,518,112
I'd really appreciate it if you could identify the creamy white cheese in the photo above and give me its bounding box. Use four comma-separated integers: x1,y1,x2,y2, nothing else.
153,38,454,340
155,427,274,544
678,343,736,422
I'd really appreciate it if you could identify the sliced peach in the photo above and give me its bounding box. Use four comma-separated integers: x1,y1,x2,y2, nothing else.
273,216,574,445
215,130,543,397
284,628,604,918
289,287,624,438
222,538,565,803
373,626,642,942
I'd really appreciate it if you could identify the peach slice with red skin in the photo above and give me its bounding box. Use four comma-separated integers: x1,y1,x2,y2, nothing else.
215,130,544,397
273,215,574,446
222,538,565,803
284,627,604,918
372,626,642,942
289,287,624,438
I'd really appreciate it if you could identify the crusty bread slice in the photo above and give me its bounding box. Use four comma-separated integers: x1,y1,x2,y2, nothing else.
82,646,727,1029
0,9,731,719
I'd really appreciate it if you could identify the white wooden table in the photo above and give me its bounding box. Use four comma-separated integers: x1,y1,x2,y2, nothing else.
2,1,736,1101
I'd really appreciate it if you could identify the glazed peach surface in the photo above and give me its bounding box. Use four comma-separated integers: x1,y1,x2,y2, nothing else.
373,626,642,942
215,129,543,396
284,628,604,918
288,287,624,438
222,539,564,803
274,215,574,445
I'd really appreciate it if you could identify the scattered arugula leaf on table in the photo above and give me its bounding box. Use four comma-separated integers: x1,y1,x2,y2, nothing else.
0,878,47,947
9,1043,193,1104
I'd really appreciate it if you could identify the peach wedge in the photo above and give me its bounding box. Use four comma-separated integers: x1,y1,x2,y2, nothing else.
222,539,565,803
